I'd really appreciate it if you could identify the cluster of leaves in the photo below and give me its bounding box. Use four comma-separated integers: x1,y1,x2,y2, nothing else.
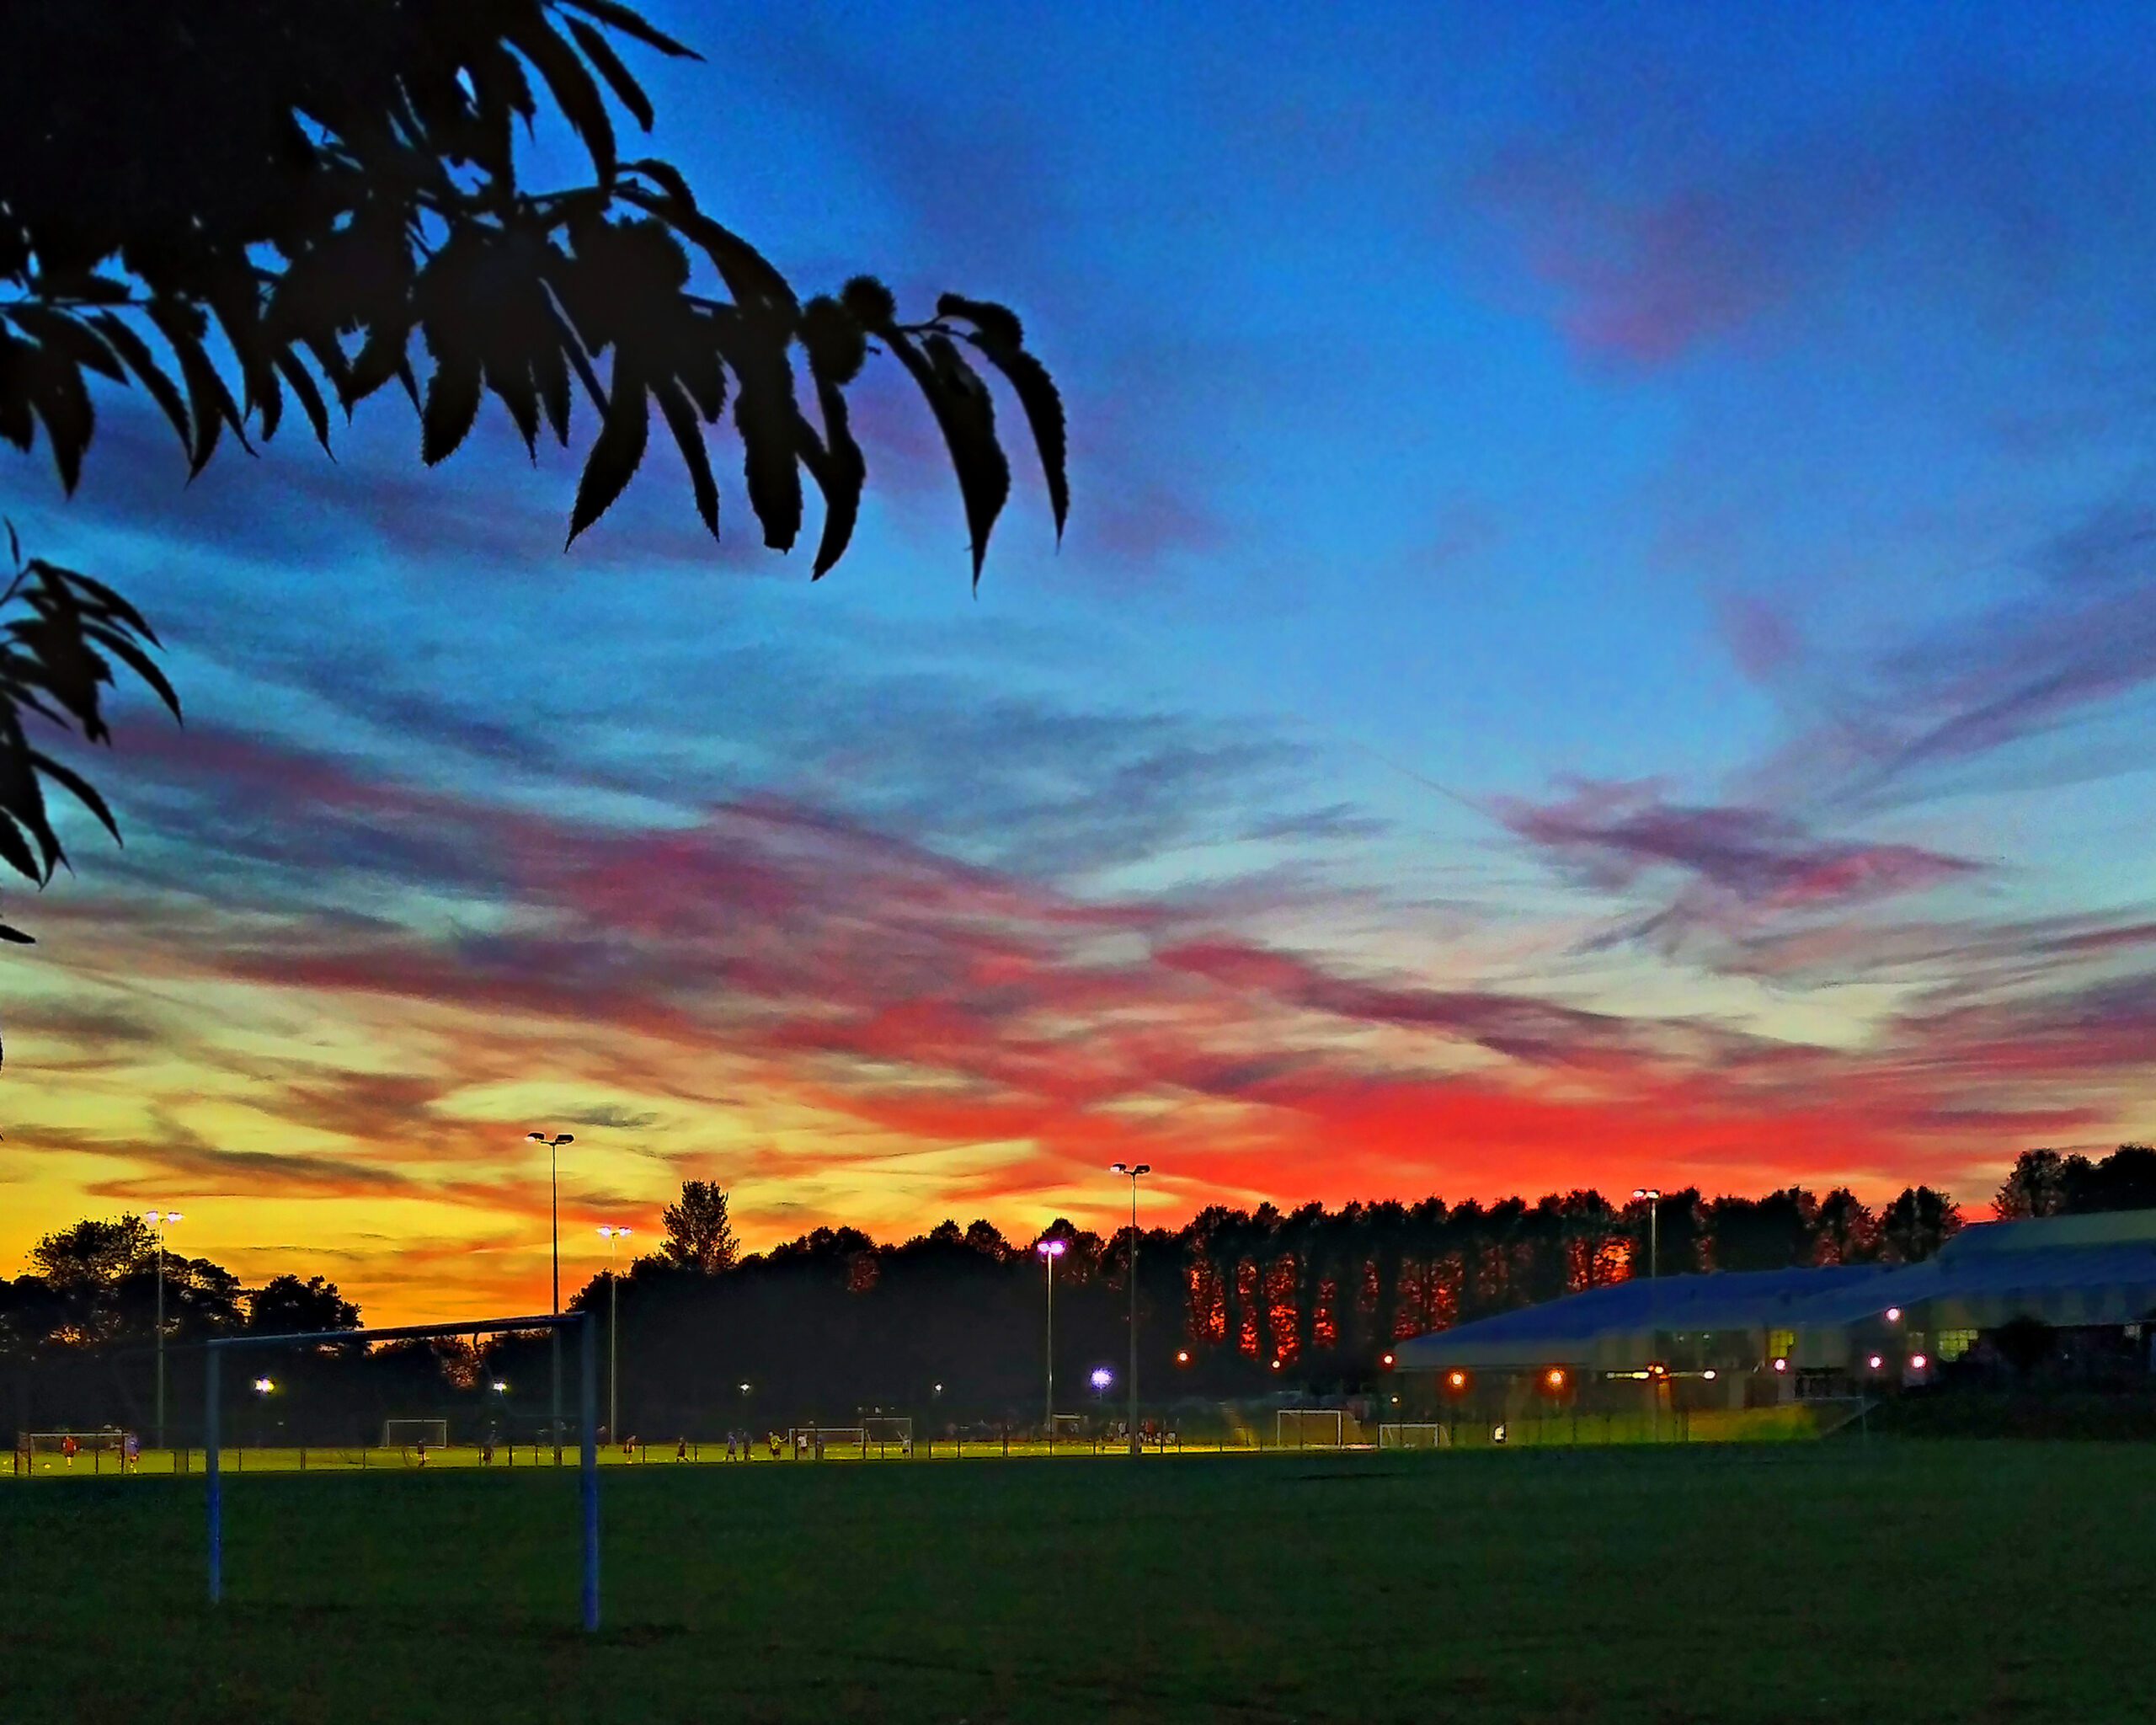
0,0,1065,957
0,0,1065,576
0,524,179,946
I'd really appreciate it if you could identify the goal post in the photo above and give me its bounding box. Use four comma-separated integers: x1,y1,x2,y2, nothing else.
862,1416,912,1455
1276,1408,1345,1450
1378,1422,1449,1450
15,1430,135,1473
206,1311,600,1631
382,1418,449,1450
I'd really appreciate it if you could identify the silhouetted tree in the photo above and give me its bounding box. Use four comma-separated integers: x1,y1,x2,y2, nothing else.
2063,1146,2156,1215
655,1180,738,1274
1991,1315,2057,1378
0,0,1065,947
1707,1188,1820,1273
1995,1149,2073,1220
248,1274,360,1332
1880,1186,1962,1263
1812,1188,1882,1265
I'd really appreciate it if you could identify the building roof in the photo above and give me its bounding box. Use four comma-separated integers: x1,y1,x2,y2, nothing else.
1392,1210,2156,1372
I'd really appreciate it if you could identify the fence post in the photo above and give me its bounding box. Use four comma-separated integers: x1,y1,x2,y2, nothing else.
579,1314,600,1633
205,1346,223,1605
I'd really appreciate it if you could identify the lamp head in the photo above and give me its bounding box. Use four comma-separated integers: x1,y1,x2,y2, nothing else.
1038,1238,1066,1259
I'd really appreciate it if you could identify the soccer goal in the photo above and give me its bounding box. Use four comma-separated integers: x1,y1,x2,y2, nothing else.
15,1430,133,1474
1048,1413,1086,1448
862,1416,913,1455
1276,1408,1345,1450
1378,1422,1449,1450
789,1426,866,1458
383,1418,449,1450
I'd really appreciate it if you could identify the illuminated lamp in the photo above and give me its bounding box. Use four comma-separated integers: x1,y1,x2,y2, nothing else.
1543,1367,1566,1391
1445,1370,1468,1391
1772,1358,1788,1373
1175,1349,1192,1365
1868,1354,1884,1370
1910,1354,1928,1371
1885,1307,1903,1323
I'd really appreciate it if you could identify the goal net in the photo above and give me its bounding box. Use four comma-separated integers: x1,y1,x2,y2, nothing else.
862,1417,913,1454
1378,1422,1449,1450
1276,1408,1345,1450
16,1430,134,1472
1049,1413,1086,1444
383,1418,449,1450
788,1426,866,1457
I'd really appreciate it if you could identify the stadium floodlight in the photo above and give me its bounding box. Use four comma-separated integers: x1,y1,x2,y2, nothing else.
207,1311,601,1631
1090,1366,1113,1391
527,1130,576,1464
142,1210,184,1450
1108,1162,1154,1456
492,1380,510,1393
1037,1237,1066,1430
252,1377,274,1395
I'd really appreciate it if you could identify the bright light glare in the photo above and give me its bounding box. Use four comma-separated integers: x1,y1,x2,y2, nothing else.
1886,1307,1903,1322
1868,1354,1884,1370
1175,1349,1191,1365
1910,1354,1929,1370
1270,1359,1283,1370
1090,1368,1113,1390
1773,1358,1789,1373
1544,1368,1566,1390
1037,1239,1066,1258
1446,1370,1467,1390
252,1377,274,1394
1380,1352,1396,1368
492,1380,509,1391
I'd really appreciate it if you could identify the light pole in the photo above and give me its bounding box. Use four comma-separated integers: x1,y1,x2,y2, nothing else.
1109,1162,1151,1455
143,1210,182,1451
1036,1238,1066,1434
528,1132,574,1461
1632,1187,1662,1440
596,1226,632,1440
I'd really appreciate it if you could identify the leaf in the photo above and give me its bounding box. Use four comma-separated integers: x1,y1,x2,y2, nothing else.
3,306,125,382
935,294,1025,352
0,922,34,944
534,340,574,445
145,302,241,474
655,381,718,539
564,18,654,131
88,312,189,451
83,623,181,720
0,811,43,884
969,342,1067,541
624,157,697,210
558,0,699,58
421,355,483,464
27,750,120,844
274,350,334,452
889,332,1010,585
807,375,864,579
488,360,542,457
565,360,648,544
506,13,617,182
23,345,94,494
722,317,803,552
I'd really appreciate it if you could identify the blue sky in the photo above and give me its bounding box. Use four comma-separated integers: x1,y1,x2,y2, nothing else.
5,2,2155,1320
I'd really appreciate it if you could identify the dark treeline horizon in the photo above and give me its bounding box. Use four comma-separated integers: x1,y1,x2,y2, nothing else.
6,1147,2151,1442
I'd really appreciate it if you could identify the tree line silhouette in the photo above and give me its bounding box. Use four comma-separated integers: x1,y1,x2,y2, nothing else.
4,1148,2148,1441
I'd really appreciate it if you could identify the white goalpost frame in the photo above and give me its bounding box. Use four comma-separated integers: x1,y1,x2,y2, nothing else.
206,1312,600,1632
1276,1407,1346,1450
861,1416,912,1454
1377,1422,1448,1450
17,1430,135,1471
382,1418,449,1450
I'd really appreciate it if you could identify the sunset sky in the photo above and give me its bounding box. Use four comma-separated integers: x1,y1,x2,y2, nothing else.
6,2,2156,1324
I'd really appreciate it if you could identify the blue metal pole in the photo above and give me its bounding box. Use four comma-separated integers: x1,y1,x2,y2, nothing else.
579,1314,600,1632
205,1344,222,1605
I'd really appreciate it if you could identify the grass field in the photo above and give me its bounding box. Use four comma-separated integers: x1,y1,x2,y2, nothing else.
3,1439,2148,1723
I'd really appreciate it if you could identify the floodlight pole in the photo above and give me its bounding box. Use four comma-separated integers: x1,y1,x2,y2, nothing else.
597,1226,632,1439
1110,1163,1152,1456
1037,1239,1065,1434
530,1132,574,1463
145,1210,182,1450
1634,1187,1662,1440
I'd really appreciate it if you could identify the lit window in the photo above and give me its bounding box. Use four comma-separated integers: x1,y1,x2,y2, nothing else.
1935,1328,1977,1363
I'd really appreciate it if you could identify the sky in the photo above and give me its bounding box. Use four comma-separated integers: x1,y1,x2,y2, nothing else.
5,2,2156,1323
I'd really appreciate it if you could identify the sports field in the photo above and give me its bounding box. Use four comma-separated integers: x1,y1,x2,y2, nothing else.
3,1440,2147,1723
